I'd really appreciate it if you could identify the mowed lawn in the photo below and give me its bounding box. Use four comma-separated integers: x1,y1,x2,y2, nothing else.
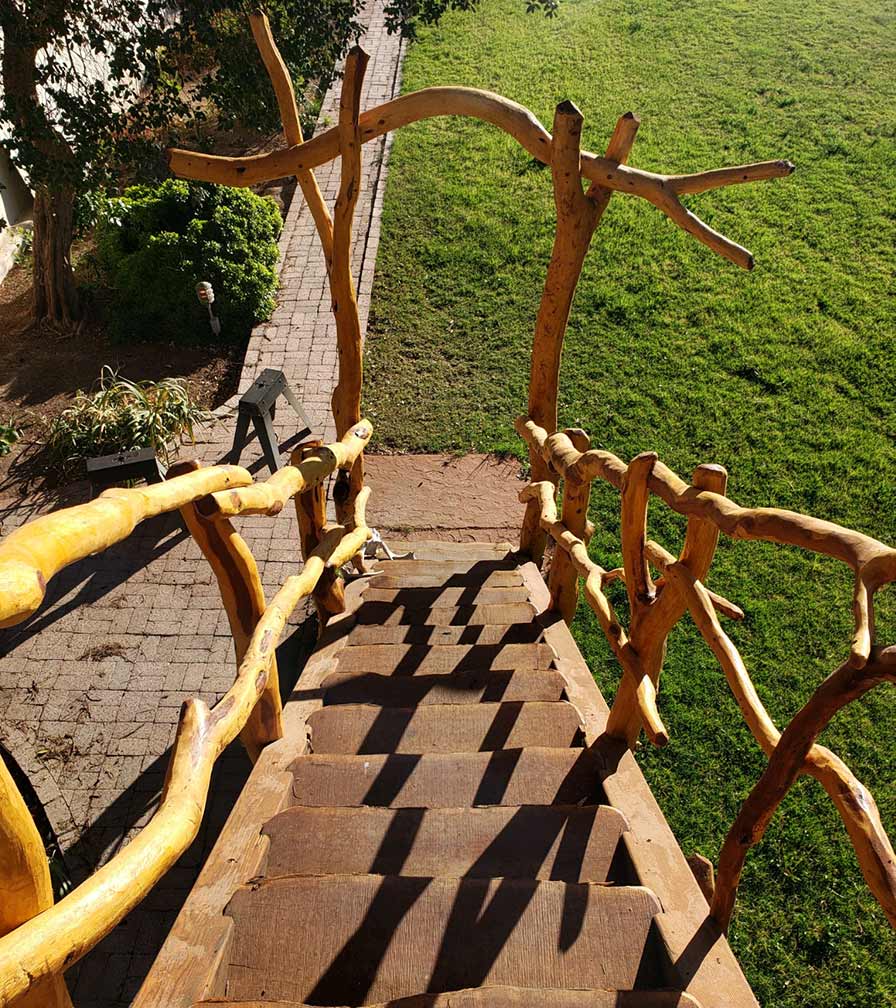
363,0,895,1003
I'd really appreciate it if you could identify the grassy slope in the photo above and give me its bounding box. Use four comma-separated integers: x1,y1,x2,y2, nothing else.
364,1,895,1004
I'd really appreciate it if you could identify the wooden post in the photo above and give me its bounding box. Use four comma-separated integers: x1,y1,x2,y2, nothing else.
292,441,345,628
0,759,72,1008
521,108,640,561
248,10,334,266
547,428,592,622
606,461,729,747
170,462,282,762
329,46,369,527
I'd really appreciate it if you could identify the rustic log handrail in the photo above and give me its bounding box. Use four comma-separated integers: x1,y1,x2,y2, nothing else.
195,421,373,520
515,415,896,933
0,488,372,1005
0,464,252,629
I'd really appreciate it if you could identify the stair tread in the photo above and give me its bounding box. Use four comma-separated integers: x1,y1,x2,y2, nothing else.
355,602,537,626
308,701,583,755
370,570,523,589
321,670,567,706
290,747,603,809
346,624,543,646
199,990,701,1008
362,587,531,607
370,558,520,577
334,643,555,676
263,804,628,882
224,875,662,1004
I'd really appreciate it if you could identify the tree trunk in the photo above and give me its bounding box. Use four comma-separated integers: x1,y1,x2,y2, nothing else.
31,187,80,324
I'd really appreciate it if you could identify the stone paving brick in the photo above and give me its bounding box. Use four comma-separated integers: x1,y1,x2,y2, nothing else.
0,3,405,1005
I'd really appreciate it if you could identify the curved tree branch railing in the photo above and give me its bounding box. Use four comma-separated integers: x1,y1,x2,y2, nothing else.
0,428,374,1004
516,416,896,933
0,11,890,1007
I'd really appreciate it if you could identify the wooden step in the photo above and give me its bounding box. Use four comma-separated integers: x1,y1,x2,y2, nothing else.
362,586,531,607
263,805,629,882
382,541,516,562
290,747,603,808
370,570,523,589
307,701,584,755
371,558,519,578
334,643,555,676
224,875,662,1004
321,670,567,706
355,602,536,626
346,623,543,646
198,989,702,1008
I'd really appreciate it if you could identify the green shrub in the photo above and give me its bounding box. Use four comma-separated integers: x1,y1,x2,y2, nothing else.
46,368,212,471
96,180,282,343
0,420,20,456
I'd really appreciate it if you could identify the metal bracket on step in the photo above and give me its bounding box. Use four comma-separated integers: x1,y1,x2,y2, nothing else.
363,529,415,562
340,528,415,579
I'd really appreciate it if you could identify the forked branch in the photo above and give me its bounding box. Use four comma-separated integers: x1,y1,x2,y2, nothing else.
169,85,794,270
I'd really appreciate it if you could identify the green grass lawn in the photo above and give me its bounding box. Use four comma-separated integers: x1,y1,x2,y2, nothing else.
363,0,896,1002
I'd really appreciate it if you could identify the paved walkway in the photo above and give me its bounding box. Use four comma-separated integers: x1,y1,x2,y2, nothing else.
0,5,405,1005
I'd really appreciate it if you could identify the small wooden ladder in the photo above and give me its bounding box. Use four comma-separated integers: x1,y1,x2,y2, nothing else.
135,541,757,1008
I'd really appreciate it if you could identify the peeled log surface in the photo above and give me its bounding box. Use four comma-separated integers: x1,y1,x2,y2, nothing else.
196,423,372,520
262,804,629,882
333,642,555,675
169,86,795,268
307,701,584,754
291,747,604,808
0,464,251,627
354,601,537,626
320,670,567,706
223,874,662,1003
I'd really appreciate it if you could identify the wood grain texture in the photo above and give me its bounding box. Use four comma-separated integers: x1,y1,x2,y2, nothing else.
263,804,629,882
197,990,702,1008
354,601,537,627
307,700,584,754
346,622,543,646
333,642,555,675
224,874,661,1003
291,746,604,809
320,669,567,706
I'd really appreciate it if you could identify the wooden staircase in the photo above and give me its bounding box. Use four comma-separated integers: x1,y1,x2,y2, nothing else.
135,542,757,1008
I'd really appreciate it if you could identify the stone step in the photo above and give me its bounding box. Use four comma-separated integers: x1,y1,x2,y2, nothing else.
224,875,662,1004
290,747,603,809
307,701,584,755
334,643,555,676
262,804,629,882
321,670,567,707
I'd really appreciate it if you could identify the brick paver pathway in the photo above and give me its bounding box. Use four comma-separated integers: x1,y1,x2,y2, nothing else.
0,5,404,1004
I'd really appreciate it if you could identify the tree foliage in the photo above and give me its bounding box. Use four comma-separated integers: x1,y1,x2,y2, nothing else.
0,0,556,321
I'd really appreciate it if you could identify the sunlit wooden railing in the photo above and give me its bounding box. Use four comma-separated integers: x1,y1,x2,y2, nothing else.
0,427,373,1006
516,415,896,933
0,7,889,1006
